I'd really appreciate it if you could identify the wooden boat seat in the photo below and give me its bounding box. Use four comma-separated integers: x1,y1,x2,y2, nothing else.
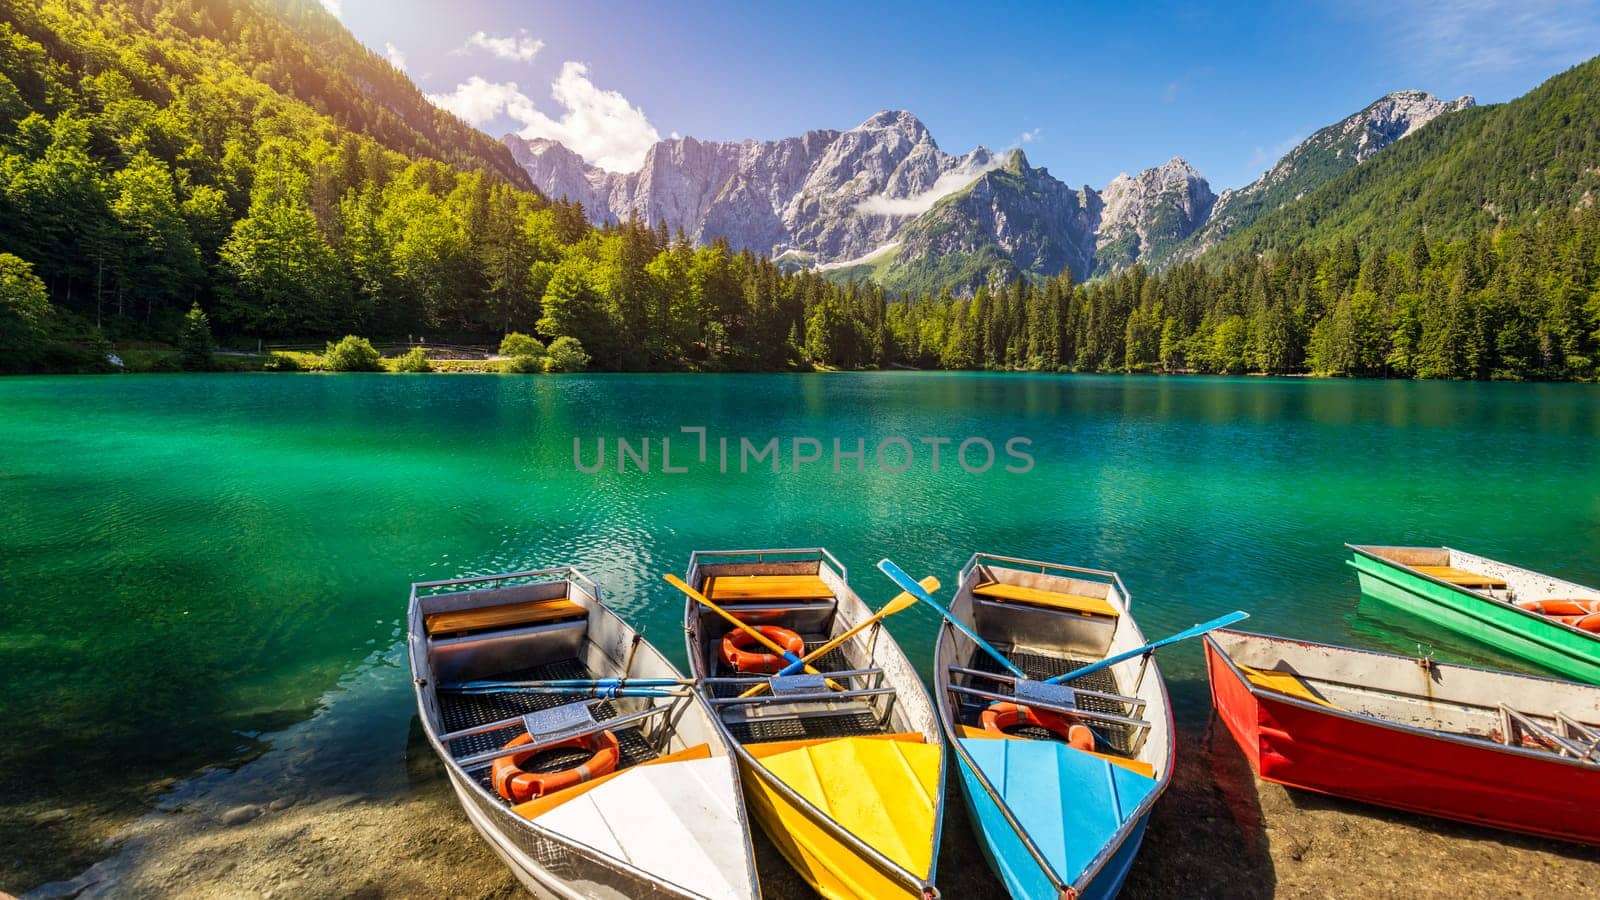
424,598,587,636
1238,664,1341,709
956,724,1156,777
705,574,833,603
1413,565,1507,590
972,582,1118,618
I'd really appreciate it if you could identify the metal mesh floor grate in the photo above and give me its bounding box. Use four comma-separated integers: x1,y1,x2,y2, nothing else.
963,647,1139,754
705,632,892,743
438,657,661,796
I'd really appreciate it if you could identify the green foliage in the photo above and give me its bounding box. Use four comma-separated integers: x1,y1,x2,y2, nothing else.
0,253,50,353
393,346,432,373
261,352,302,372
322,335,381,372
178,303,213,371
545,336,591,373
1207,57,1600,264
499,331,546,372
0,0,1594,384
499,332,546,358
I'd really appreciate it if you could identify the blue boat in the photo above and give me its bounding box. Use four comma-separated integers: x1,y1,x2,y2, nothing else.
932,553,1174,899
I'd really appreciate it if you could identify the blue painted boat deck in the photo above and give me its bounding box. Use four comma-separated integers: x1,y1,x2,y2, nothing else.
958,737,1158,897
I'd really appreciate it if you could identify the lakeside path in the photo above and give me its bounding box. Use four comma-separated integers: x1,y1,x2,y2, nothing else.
20,650,1600,899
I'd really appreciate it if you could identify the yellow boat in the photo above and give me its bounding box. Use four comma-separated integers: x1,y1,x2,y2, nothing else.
681,549,947,899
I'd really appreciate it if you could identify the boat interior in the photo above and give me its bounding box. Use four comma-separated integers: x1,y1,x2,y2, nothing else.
682,549,934,747
1357,545,1600,605
410,569,721,819
937,554,1170,778
1211,630,1600,766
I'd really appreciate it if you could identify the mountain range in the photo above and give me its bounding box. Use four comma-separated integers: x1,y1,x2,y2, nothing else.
506,91,1472,290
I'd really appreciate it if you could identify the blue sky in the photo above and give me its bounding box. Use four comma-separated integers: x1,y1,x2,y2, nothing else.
327,0,1600,189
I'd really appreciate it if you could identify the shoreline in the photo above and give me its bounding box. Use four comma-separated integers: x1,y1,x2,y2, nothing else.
13,673,1600,898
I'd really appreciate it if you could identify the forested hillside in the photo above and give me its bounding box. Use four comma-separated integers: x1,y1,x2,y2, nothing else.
1205,57,1600,262
0,0,1595,380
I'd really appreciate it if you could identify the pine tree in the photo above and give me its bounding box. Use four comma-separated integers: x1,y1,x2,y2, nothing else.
178,302,214,370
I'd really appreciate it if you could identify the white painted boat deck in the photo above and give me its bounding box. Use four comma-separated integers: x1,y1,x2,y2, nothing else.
531,756,754,900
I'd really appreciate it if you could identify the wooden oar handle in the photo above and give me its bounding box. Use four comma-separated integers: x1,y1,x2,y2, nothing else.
663,573,840,688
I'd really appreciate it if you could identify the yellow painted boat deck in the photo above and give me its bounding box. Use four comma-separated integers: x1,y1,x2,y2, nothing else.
740,733,940,900
1412,565,1507,589
972,581,1119,617
423,598,585,635
706,574,835,602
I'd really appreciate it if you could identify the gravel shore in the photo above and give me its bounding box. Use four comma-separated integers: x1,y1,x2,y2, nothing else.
18,712,1600,899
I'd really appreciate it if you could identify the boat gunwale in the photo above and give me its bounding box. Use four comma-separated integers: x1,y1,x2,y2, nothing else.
1345,543,1600,645
1205,628,1600,773
937,552,1176,896
407,568,761,900
681,547,945,897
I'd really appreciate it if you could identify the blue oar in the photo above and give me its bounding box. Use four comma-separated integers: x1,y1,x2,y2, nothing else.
878,558,1025,679
448,672,691,685
445,684,686,699
1043,610,1250,684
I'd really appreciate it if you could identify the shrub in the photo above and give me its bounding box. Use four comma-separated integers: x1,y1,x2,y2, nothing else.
393,346,433,373
323,335,382,372
178,303,214,371
545,336,590,373
0,253,51,366
499,332,546,359
261,352,301,372
503,354,544,373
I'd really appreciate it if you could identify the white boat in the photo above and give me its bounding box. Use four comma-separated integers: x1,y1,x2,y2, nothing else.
408,566,760,899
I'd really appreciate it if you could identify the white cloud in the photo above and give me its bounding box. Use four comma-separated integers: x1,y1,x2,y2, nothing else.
427,63,661,172
1019,128,1042,144
1353,0,1600,75
384,42,406,71
462,29,545,63
856,157,1006,217
318,0,341,16
427,77,531,127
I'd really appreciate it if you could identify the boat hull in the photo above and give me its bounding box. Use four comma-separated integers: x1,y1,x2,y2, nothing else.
1348,550,1600,684
953,749,1148,900
738,757,922,900
1205,638,1600,845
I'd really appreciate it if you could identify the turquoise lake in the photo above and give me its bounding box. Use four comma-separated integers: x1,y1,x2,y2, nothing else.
2,372,1599,890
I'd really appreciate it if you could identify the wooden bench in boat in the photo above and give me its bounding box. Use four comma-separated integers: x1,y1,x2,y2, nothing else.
424,598,587,636
972,582,1119,618
1238,664,1341,709
705,574,834,603
1413,565,1507,590
956,724,1156,777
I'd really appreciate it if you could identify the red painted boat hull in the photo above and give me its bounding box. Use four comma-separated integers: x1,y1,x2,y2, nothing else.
1204,641,1600,845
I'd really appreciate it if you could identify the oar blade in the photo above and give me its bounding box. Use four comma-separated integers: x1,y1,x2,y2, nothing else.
1044,610,1251,684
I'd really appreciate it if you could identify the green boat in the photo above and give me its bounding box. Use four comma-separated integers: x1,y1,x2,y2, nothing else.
1346,545,1600,684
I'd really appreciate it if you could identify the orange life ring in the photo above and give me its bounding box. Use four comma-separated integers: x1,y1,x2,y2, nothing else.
491,729,621,803
981,701,1094,752
1515,598,1600,618
721,625,805,674
1574,613,1600,634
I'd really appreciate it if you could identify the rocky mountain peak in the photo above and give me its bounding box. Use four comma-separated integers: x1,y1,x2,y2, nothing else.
1347,90,1475,162
1093,158,1216,273
856,109,932,141
506,87,1472,288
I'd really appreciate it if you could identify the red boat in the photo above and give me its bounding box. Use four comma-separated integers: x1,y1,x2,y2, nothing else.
1204,629,1600,845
